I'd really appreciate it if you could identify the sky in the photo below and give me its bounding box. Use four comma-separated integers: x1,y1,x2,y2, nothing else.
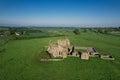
0,0,120,27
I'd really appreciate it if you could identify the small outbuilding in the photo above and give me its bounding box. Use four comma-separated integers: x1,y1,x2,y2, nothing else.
81,52,89,60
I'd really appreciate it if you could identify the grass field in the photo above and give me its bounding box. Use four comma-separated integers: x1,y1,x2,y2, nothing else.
0,30,120,80
110,31,120,36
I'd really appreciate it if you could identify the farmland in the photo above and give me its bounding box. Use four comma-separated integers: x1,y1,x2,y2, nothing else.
0,27,120,80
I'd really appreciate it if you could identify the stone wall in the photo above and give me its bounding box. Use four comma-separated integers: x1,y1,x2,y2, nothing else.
47,39,70,58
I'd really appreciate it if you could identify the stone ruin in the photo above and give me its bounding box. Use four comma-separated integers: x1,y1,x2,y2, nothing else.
47,39,87,59
100,55,115,60
47,39,72,58
46,39,114,60
81,52,89,60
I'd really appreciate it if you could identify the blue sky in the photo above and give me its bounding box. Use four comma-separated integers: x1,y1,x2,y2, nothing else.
0,0,120,27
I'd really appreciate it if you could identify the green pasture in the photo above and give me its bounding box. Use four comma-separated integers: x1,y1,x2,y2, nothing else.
0,31,120,80
110,31,120,36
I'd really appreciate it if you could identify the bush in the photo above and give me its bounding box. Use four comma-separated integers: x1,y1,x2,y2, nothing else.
73,29,80,35
0,47,5,53
39,51,51,59
11,34,18,40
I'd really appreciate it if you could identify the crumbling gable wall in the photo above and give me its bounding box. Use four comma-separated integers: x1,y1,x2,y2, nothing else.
58,39,70,48
47,44,61,57
47,39,70,58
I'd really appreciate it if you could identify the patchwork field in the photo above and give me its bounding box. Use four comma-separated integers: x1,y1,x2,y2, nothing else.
0,31,120,80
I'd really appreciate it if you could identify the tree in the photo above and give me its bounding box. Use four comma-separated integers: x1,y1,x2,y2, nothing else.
3,31,11,36
73,29,80,35
11,34,18,40
118,26,120,31
83,29,87,32
97,29,103,33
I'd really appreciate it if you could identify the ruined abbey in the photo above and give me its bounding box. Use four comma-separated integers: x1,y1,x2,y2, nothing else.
47,39,72,58
44,39,114,61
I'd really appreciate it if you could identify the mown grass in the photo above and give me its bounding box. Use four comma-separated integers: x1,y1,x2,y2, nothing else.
0,31,120,80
